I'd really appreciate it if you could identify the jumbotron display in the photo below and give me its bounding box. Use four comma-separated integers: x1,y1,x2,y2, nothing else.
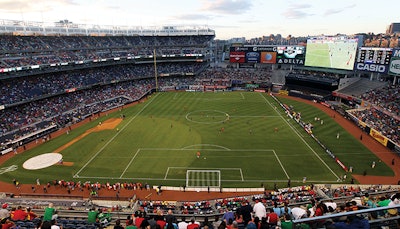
304,36,358,70
354,47,392,73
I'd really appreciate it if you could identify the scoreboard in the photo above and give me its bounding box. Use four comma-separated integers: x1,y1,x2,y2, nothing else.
355,47,392,73
356,47,392,65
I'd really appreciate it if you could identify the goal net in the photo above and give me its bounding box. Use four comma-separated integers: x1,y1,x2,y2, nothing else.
186,170,221,188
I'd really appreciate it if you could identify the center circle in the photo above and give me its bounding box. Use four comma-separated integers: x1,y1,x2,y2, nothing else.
186,110,229,124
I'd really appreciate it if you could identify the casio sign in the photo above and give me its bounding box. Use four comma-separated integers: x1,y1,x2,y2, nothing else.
356,63,386,73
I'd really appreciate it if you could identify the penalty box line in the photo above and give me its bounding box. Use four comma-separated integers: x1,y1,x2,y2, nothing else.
165,167,244,181
117,148,276,180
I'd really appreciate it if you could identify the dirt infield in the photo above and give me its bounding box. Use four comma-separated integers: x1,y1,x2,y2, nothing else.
0,95,398,201
54,118,122,153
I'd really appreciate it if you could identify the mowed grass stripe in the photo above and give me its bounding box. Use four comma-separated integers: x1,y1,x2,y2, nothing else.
2,92,393,187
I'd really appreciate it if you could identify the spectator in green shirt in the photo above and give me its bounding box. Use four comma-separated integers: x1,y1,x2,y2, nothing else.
126,219,137,229
279,213,293,229
88,207,99,224
43,203,56,221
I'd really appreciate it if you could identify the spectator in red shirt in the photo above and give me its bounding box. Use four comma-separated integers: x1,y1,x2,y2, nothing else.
266,208,278,228
155,210,166,229
12,206,27,221
1,218,15,229
187,218,199,229
135,211,145,228
26,207,37,220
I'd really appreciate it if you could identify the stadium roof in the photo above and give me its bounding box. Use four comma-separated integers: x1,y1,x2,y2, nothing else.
294,66,355,75
0,19,215,36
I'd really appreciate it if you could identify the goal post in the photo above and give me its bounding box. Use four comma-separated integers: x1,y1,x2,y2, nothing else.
186,170,221,188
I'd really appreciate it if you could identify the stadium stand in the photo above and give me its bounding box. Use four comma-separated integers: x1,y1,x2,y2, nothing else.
360,84,400,117
0,26,213,151
1,184,400,228
335,78,387,98
1,20,400,229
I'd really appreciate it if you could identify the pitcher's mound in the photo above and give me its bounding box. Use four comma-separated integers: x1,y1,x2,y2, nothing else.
23,153,63,170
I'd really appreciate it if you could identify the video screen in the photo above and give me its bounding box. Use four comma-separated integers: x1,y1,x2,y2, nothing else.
304,36,358,70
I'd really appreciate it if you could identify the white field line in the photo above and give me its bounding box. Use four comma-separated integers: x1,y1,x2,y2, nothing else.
74,175,338,183
167,167,242,170
119,149,141,178
239,168,244,181
273,150,290,179
166,167,243,181
259,93,340,180
73,93,160,177
164,167,170,180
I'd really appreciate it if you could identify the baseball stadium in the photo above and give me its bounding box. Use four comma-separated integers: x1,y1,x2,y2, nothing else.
0,19,400,229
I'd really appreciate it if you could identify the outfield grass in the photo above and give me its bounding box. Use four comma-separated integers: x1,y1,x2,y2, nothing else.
0,92,392,188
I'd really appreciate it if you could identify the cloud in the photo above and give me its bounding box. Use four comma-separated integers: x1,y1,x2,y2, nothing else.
200,0,253,15
173,14,213,21
282,3,313,19
324,4,356,16
0,0,77,13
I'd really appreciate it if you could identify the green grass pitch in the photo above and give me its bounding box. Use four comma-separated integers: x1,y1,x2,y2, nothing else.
0,92,393,188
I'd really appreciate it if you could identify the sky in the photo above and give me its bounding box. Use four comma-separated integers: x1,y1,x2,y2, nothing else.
0,0,398,40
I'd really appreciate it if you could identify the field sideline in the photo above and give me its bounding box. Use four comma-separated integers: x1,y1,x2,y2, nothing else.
0,92,392,188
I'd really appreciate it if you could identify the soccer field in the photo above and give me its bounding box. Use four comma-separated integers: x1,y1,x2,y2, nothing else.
1,92,392,187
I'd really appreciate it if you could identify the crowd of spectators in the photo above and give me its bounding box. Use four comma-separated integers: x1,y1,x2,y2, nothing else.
0,63,277,150
360,84,400,117
0,62,205,106
0,35,213,69
349,107,400,145
0,62,207,148
319,185,393,199
1,184,399,229
135,187,397,229
195,68,272,88
333,71,400,148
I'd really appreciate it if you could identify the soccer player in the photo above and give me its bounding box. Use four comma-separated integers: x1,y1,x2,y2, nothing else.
196,151,201,159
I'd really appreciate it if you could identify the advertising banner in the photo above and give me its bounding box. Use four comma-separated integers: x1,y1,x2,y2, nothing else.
389,48,400,75
369,128,388,147
260,52,276,64
229,51,246,63
276,46,305,65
